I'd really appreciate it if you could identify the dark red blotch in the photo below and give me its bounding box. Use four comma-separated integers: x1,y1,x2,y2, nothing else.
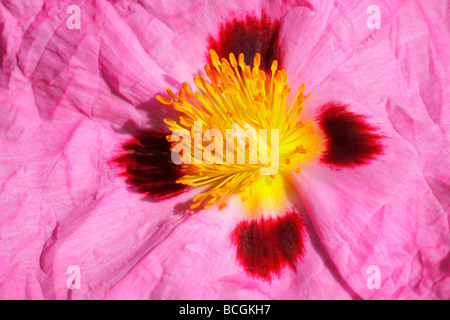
317,103,384,168
232,210,306,280
208,13,281,71
115,130,186,200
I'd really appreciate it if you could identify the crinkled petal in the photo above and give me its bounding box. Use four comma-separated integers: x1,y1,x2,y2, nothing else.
280,0,406,90
103,199,358,299
111,0,310,82
1,0,449,300
290,0,450,299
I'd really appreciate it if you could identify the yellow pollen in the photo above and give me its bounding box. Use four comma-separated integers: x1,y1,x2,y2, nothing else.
157,50,323,211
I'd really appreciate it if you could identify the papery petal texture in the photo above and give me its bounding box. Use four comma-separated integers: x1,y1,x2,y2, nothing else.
0,0,449,300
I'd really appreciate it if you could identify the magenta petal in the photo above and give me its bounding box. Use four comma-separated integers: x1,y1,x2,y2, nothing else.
280,0,405,90
16,0,169,125
1,0,449,300
110,0,306,83
103,201,355,299
289,0,450,296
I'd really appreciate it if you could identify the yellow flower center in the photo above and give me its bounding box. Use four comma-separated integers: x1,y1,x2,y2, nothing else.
157,50,323,215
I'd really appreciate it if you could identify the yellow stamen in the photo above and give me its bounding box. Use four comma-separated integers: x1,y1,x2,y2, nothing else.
158,50,324,212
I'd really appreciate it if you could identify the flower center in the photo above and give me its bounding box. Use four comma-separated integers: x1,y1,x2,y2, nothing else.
157,50,323,212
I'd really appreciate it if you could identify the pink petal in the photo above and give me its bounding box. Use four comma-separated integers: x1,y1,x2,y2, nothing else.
15,0,170,127
280,0,406,90
104,200,357,299
289,0,450,299
1,0,448,300
110,0,309,83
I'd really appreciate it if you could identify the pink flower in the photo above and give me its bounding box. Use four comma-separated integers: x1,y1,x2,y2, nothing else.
0,0,449,299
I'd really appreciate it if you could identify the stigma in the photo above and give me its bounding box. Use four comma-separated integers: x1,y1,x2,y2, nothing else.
156,50,324,214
